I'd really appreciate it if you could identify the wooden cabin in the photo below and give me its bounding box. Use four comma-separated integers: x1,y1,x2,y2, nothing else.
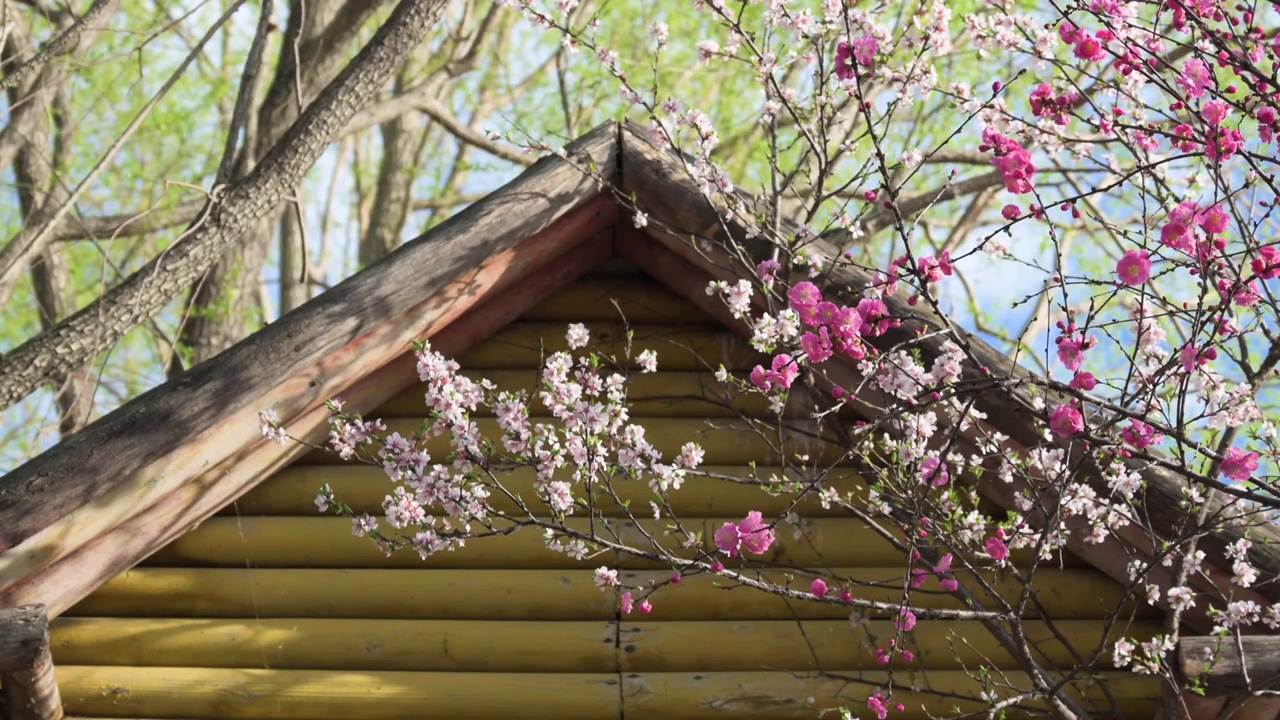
0,122,1277,720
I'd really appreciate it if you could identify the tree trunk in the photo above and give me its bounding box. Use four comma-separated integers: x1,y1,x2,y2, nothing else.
359,70,430,267
179,0,393,364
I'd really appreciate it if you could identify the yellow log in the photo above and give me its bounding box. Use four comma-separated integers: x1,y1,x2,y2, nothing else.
221,465,868,518
50,618,616,673
48,617,1158,675
68,568,1153,621
458,322,762,371
147,516,1062,570
299,416,848,466
521,278,717,324
372,371,842,419
617,619,1161,672
159,513,1084,571
621,670,1160,720
56,666,621,719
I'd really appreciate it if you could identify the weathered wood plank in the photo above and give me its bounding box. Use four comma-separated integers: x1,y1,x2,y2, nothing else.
0,604,62,720
1179,636,1280,696
0,122,620,604
218,464,869,518
618,619,1161,672
1,213,615,618
66,568,1152,621
298,417,848,467
457,322,763,371
620,670,1160,720
55,666,621,719
521,278,717,324
49,618,617,673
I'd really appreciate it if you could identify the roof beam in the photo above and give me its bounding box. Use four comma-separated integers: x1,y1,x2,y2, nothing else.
0,122,619,614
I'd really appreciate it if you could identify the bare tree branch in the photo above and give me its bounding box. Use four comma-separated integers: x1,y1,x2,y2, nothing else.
0,0,450,411
0,0,114,91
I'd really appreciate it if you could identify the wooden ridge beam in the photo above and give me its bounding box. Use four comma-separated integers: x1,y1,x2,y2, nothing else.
0,604,62,720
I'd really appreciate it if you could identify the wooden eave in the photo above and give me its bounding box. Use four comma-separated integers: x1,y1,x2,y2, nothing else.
0,121,1276,642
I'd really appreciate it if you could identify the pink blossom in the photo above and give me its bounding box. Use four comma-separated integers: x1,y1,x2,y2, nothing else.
639,599,652,614
1001,204,1020,220
1070,372,1097,391
1177,58,1213,99
716,520,747,556
834,42,855,80
1198,205,1229,235
772,354,799,388
940,578,960,592
737,511,777,555
1073,34,1106,62
867,693,889,720
1058,22,1080,44
933,554,953,574
1257,106,1277,144
983,128,1036,195
1252,246,1280,279
714,521,742,557
621,591,635,614
1056,336,1086,372
811,578,829,597
910,568,928,589
1221,447,1260,482
1122,420,1163,450
920,457,950,487
1180,344,1217,373
814,301,840,325
801,330,834,364
1116,249,1152,286
851,35,878,66
788,281,822,310
1049,403,1084,437
896,608,917,632
1202,101,1230,127
985,536,1010,563
756,259,781,282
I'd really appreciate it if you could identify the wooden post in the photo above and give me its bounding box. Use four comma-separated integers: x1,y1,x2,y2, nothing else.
0,605,62,720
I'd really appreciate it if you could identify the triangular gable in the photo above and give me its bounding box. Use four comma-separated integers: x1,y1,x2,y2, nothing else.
0,121,1274,643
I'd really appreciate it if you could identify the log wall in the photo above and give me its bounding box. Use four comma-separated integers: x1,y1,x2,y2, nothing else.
54,261,1162,719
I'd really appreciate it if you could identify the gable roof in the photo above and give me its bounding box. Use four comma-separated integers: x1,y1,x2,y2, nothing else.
0,121,1275,634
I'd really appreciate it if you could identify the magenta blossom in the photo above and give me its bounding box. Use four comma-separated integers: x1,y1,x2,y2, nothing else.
1070,372,1097,391
1056,335,1088,371
1049,404,1084,437
1177,58,1213,99
1073,34,1106,62
1121,420,1163,450
1116,249,1152,286
788,281,821,310
621,591,635,614
801,329,834,364
1001,204,1020,220
834,41,855,80
1252,246,1280,279
920,457,950,487
1221,447,1260,482
851,35,877,66
810,578,829,597
1202,101,1230,127
985,536,1010,563
896,608,917,632
736,511,777,555
756,259,781,282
